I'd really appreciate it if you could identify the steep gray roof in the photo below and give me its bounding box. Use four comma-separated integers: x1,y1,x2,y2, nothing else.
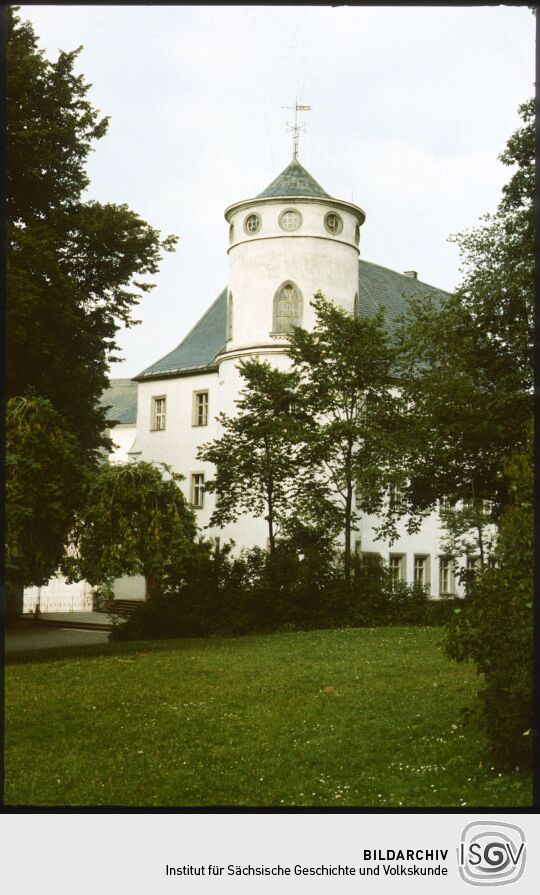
135,264,450,381
358,261,451,331
135,288,227,380
100,378,138,425
256,158,331,199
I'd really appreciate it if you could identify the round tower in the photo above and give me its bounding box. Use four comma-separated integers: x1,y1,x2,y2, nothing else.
215,158,366,413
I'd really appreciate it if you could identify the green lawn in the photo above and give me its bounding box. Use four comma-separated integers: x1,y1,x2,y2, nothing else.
4,627,531,807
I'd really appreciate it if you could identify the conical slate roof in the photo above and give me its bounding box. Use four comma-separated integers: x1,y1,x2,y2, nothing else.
256,158,331,199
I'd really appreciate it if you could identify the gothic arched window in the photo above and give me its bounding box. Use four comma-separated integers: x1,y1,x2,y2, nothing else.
273,281,303,333
354,292,359,317
227,291,233,340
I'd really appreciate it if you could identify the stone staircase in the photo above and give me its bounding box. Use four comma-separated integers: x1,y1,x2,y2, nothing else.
102,599,143,617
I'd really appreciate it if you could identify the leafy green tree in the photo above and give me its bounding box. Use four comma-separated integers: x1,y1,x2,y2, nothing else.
6,396,83,618
6,8,177,598
63,462,197,601
444,440,533,770
198,358,331,554
287,292,399,581
392,100,533,520
438,498,496,574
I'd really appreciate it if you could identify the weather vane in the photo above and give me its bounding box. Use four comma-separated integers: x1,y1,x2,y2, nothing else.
282,99,311,160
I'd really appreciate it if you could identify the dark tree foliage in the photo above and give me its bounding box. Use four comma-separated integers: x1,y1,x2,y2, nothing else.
6,9,177,594
444,441,533,771
63,462,197,601
198,358,331,554
392,99,534,521
287,292,399,580
6,395,82,591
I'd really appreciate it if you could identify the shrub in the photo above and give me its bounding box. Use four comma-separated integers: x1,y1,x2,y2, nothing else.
444,445,533,771
114,538,436,641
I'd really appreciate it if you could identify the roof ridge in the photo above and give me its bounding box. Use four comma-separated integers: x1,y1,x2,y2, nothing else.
359,258,452,295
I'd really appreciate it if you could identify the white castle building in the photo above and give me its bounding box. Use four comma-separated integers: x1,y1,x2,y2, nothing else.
24,155,471,613
123,156,468,600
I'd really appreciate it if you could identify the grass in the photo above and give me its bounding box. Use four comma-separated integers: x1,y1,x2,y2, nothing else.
4,626,532,807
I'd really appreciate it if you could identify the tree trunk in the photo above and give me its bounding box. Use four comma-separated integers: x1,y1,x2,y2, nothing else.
5,583,25,624
267,496,275,555
145,574,163,602
344,483,353,585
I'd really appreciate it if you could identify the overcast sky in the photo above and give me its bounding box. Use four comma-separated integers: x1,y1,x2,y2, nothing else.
22,5,535,377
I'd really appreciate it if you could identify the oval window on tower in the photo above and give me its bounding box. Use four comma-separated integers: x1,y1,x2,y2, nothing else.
279,208,302,232
244,213,261,235
324,211,343,235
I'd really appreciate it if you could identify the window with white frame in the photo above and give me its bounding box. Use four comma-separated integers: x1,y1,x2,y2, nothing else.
467,555,481,574
279,208,302,232
439,496,456,511
151,396,166,431
389,554,404,586
192,390,209,427
361,551,383,572
414,555,429,588
273,281,302,333
439,557,453,595
190,473,205,508
389,484,403,512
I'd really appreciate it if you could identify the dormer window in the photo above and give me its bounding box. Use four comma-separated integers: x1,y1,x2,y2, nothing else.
279,209,302,232
244,213,261,234
324,211,343,235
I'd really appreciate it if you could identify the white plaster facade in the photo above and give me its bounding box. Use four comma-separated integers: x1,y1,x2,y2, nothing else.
127,159,474,599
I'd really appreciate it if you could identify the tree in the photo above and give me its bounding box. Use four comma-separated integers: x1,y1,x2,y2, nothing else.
5,396,83,617
6,9,177,598
287,292,399,581
444,439,533,770
391,99,533,522
63,462,197,601
438,498,496,574
197,358,330,554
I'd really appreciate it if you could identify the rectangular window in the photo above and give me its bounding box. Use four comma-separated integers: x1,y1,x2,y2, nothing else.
414,555,429,588
389,554,404,585
190,473,205,508
361,551,383,572
389,485,403,512
151,396,166,431
439,496,455,511
439,557,453,595
467,555,481,574
192,390,209,427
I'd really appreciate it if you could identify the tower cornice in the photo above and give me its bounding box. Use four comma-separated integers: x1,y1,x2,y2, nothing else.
224,194,366,225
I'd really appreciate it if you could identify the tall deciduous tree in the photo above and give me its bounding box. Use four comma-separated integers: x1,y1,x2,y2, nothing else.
63,463,197,601
392,99,533,521
288,293,399,581
198,358,332,554
6,396,82,616
444,438,533,770
6,9,177,601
